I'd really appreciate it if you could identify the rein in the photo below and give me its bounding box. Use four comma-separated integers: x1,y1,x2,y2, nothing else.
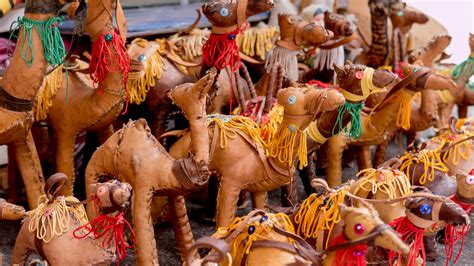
319,34,355,50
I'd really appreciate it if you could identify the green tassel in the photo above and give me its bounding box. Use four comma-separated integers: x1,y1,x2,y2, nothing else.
9,16,66,66
450,56,474,88
332,102,364,139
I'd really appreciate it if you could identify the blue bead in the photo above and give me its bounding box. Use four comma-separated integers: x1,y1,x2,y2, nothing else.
259,215,268,223
105,34,113,42
420,203,432,215
138,54,146,62
288,95,297,105
228,34,236,40
220,8,229,17
288,125,296,133
248,225,256,234
397,11,404,17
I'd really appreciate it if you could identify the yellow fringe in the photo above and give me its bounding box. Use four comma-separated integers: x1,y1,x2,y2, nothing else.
34,66,63,121
352,168,412,201
267,121,308,170
27,195,88,243
437,90,453,104
399,150,449,185
432,133,472,165
366,89,413,130
170,28,210,62
214,213,295,260
293,189,348,249
260,105,284,144
306,120,328,144
211,115,266,149
237,26,278,60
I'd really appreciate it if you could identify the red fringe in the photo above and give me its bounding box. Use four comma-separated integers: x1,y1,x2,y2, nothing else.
444,223,470,265
89,31,131,114
451,195,473,213
388,216,426,266
329,234,368,266
201,30,242,72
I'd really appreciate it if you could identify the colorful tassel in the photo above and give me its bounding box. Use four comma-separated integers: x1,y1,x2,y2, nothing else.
388,216,426,266
329,234,368,266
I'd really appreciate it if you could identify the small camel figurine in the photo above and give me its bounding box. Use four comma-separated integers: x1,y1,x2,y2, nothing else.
453,170,474,213
11,174,133,265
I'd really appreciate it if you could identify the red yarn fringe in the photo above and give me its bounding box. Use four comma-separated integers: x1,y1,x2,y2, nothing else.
388,216,426,266
72,198,136,265
444,223,470,265
89,31,131,114
451,195,473,213
329,234,368,266
202,30,242,72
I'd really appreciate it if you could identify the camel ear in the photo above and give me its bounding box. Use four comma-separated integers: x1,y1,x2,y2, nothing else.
333,64,346,78
192,67,218,99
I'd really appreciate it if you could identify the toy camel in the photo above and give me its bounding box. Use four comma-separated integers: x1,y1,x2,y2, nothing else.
0,0,80,207
187,205,409,266
11,173,133,265
453,170,474,213
85,70,218,265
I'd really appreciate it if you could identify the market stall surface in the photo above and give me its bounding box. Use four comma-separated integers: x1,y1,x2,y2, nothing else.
0,142,473,265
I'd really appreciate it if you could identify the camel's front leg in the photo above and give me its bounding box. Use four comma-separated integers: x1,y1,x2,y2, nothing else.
169,195,195,261
251,191,268,210
13,131,44,208
133,187,159,265
55,131,77,196
216,180,241,227
355,145,372,171
373,141,388,167
326,135,345,187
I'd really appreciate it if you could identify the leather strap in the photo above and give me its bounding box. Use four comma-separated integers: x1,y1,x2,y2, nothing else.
185,237,231,266
44,173,68,202
276,40,302,52
165,53,201,68
25,0,62,14
406,211,435,229
455,193,474,204
319,34,355,50
0,85,34,112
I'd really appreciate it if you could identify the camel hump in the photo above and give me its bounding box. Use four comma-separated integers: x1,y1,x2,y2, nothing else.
134,118,149,131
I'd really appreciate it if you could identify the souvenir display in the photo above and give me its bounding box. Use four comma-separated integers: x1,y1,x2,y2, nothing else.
0,0,473,265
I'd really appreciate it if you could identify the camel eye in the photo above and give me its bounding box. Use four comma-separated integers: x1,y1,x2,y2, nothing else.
220,8,229,17
466,175,474,185
420,203,432,215
97,186,107,197
288,95,297,105
353,223,365,235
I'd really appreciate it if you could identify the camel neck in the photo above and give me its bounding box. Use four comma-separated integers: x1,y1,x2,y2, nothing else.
0,13,57,100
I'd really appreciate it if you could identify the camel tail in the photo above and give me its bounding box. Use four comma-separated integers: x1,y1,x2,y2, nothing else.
170,195,196,261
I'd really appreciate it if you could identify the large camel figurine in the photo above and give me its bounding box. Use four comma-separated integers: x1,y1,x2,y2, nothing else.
0,0,80,208
12,174,133,265
44,0,130,195
187,205,409,266
85,70,218,265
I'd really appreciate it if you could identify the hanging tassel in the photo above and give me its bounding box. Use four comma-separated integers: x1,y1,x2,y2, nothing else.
332,102,364,139
329,234,368,266
89,31,130,114
444,223,470,265
388,216,426,266
202,29,241,72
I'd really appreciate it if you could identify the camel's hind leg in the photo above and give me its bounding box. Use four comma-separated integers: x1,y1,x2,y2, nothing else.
251,191,268,210
326,135,345,187
356,145,372,171
169,195,195,261
133,187,159,265
13,131,44,208
374,141,389,167
216,180,240,227
55,131,77,196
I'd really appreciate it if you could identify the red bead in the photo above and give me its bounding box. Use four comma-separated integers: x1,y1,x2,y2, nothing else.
354,223,365,235
355,71,364,80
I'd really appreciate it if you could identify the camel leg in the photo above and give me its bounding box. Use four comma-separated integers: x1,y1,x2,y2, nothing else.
326,136,345,187
373,141,388,167
132,187,159,265
281,179,297,207
13,132,44,208
251,191,268,210
216,180,240,227
300,152,317,196
458,104,468,118
169,195,195,261
55,131,77,196
7,145,21,203
98,125,114,144
355,145,372,171
406,132,419,147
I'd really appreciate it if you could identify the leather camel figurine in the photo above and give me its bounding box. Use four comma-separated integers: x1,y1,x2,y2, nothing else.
0,0,81,208
11,173,133,265
453,170,474,213
85,70,218,265
40,0,130,195
186,204,409,266
0,198,26,220
169,85,345,228
323,61,456,186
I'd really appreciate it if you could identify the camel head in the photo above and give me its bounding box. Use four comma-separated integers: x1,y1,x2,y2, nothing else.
334,61,396,103
86,0,127,41
389,6,428,34
25,0,81,16
402,62,457,92
277,85,344,128
127,38,161,73
408,35,452,67
202,0,275,29
339,202,410,255
324,11,353,38
455,170,474,204
278,13,333,49
168,68,217,120
90,180,132,211
405,187,470,229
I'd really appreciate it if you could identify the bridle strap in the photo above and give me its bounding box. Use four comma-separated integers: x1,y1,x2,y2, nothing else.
319,34,355,50
322,223,392,254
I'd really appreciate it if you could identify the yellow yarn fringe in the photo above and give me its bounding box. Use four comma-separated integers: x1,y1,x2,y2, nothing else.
214,213,295,259
260,105,284,143
399,150,449,185
267,121,308,170
211,115,266,149
237,26,278,60
27,195,88,243
170,28,210,62
432,133,472,165
352,168,412,201
34,66,63,121
366,89,413,130
127,38,166,104
437,90,453,104
293,188,348,249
